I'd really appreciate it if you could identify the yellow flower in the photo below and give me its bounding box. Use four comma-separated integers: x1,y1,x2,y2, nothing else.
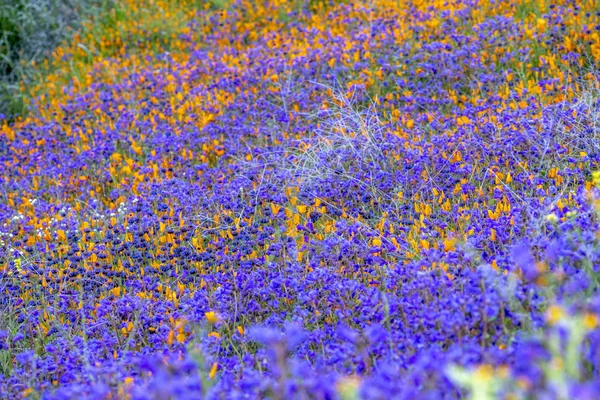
205,311,218,324
474,364,494,382
209,362,218,379
443,237,457,251
593,171,600,188
583,313,598,330
546,305,565,325
536,18,547,33
456,116,471,126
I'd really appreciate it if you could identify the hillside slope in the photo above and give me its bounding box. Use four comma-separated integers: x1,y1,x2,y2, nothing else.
1,0,600,398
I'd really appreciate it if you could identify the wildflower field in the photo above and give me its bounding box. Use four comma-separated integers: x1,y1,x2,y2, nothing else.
2,0,600,398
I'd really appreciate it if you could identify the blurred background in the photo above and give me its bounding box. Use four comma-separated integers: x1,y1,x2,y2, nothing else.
0,0,115,120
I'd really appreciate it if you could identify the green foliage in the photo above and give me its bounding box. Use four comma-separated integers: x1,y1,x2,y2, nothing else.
0,0,114,121
514,0,541,21
206,0,230,10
